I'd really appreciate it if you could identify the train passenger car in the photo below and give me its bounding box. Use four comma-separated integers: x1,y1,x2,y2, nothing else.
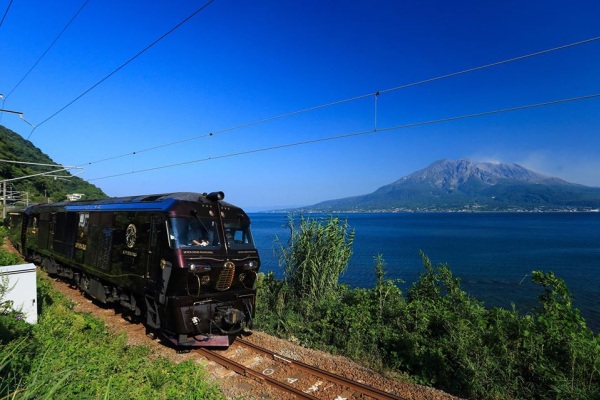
18,192,260,347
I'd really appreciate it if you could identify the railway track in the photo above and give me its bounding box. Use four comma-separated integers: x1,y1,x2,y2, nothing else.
197,337,407,400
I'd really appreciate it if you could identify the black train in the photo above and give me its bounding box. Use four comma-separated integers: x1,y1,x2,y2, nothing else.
9,192,260,347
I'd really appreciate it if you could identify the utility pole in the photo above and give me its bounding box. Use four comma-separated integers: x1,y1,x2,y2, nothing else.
2,181,5,220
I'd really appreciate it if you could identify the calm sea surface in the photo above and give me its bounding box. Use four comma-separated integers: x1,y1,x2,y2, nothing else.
249,212,600,332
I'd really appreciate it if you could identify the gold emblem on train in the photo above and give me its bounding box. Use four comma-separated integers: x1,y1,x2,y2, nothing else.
125,224,137,248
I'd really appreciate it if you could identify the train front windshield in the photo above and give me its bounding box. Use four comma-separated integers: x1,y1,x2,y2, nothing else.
223,219,255,250
169,217,220,249
168,217,255,250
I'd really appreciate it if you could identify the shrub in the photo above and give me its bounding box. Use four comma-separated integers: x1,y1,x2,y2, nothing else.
278,214,354,305
0,248,22,267
0,243,25,343
0,275,33,344
256,214,600,400
0,273,224,400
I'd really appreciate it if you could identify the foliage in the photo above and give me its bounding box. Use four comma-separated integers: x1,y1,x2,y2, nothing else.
0,245,31,344
255,271,301,337
0,251,21,267
0,124,107,204
0,241,32,346
0,273,224,400
279,214,354,304
256,214,600,400
0,243,23,267
257,214,357,350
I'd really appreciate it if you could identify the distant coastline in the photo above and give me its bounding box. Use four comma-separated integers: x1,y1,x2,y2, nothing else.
260,208,600,214
292,159,600,213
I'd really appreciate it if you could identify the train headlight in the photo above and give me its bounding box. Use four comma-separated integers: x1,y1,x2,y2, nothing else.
189,263,211,272
242,260,259,270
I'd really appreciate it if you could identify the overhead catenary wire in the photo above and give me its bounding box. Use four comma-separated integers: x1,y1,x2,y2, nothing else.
86,92,600,182
26,0,216,140
0,0,14,122
0,0,13,30
77,35,600,169
376,36,600,96
3,0,90,101
0,0,14,121
0,158,81,168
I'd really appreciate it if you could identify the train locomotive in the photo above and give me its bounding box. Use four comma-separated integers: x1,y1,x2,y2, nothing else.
6,191,260,347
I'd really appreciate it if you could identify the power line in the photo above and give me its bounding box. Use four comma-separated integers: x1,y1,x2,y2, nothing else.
86,92,600,182
80,132,215,166
3,0,90,101
0,0,14,125
78,35,600,169
26,0,216,140
0,158,81,168
0,0,13,29
378,36,600,96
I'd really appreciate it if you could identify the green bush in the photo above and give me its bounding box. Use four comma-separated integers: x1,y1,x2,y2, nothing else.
0,246,22,267
256,214,600,400
279,214,354,304
256,214,355,347
0,274,33,344
0,273,224,400
0,311,32,344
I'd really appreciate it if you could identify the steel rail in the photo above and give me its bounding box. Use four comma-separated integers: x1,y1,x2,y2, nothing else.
197,348,319,399
237,338,407,400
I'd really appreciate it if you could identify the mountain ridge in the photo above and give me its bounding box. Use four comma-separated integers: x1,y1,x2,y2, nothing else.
300,159,600,212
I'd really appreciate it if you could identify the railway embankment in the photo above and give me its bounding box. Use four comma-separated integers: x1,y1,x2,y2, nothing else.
37,269,459,400
2,237,457,399
0,250,222,398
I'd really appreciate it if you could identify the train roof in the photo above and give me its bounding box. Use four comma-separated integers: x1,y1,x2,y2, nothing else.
24,192,242,214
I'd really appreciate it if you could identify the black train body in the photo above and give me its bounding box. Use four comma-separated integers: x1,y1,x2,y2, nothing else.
10,191,260,347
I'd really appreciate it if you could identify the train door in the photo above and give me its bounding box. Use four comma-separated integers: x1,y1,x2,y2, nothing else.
37,212,54,251
146,215,172,305
146,215,167,297
85,212,114,271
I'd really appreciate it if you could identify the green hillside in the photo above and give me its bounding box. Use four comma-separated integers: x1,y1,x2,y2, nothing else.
0,125,107,206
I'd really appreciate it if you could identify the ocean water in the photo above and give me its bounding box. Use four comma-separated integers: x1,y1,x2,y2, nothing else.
249,212,600,332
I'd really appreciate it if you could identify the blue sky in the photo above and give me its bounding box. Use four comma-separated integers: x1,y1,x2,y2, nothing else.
1,1,599,211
